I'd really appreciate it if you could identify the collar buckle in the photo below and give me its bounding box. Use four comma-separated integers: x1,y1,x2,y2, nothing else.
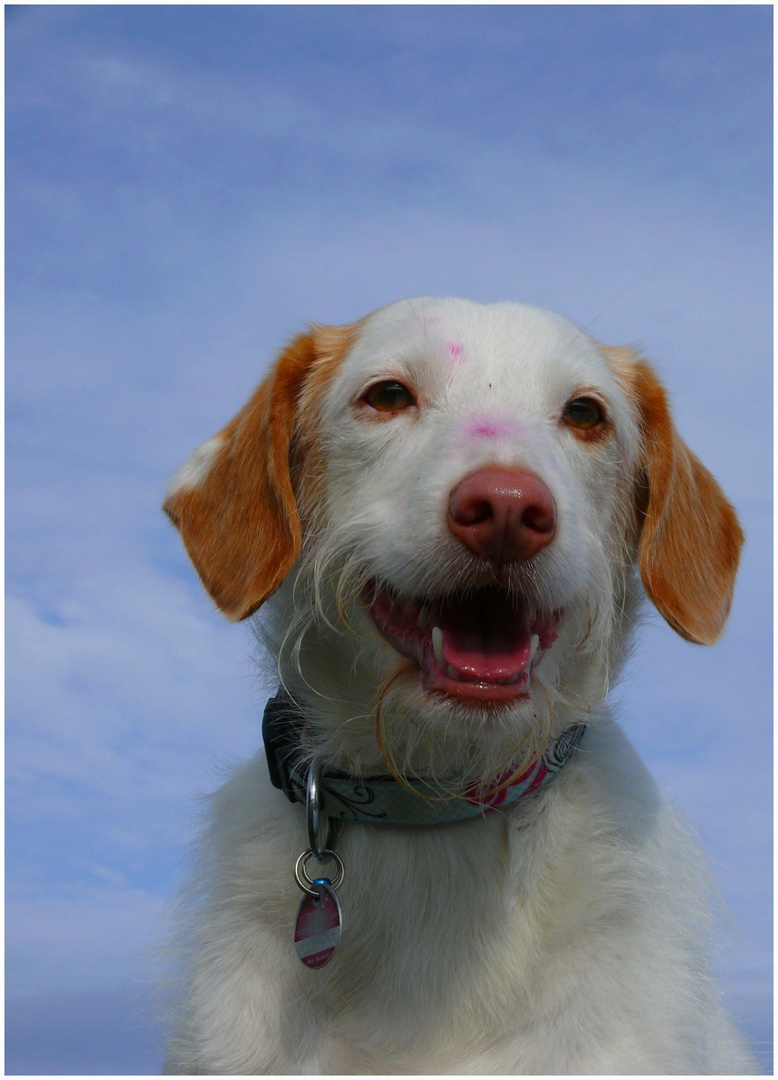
262,691,303,804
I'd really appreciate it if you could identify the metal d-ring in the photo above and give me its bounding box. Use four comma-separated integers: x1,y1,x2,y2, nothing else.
294,848,345,898
306,759,338,859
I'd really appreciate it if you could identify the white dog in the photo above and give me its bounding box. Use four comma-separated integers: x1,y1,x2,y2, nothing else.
163,298,754,1074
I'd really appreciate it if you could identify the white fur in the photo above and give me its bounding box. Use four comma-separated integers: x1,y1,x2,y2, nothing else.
165,299,754,1074
166,434,224,497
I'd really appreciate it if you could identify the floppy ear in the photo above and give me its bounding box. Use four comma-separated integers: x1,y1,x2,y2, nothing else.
620,356,743,645
163,330,332,621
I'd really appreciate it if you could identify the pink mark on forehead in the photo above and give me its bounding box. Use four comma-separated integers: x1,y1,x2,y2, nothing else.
421,316,467,363
464,415,517,440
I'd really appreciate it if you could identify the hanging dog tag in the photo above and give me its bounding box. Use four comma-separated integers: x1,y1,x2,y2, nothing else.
294,879,342,968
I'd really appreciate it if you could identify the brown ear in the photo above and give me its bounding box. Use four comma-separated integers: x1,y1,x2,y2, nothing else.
621,357,744,645
164,329,338,620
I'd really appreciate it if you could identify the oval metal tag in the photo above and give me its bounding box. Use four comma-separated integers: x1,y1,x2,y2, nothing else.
294,880,342,968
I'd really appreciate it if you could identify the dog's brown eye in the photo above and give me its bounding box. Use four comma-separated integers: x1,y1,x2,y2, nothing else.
562,397,605,431
363,381,415,413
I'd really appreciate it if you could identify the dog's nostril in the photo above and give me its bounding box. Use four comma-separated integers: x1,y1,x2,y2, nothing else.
455,496,494,527
447,467,556,564
521,502,555,536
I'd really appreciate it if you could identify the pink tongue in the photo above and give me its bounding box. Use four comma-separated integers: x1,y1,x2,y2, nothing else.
440,627,532,680
435,592,532,680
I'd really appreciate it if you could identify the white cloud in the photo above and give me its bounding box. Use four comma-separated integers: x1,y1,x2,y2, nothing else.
6,881,166,997
6,567,266,855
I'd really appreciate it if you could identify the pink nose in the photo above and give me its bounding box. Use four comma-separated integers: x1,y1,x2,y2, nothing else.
447,467,556,564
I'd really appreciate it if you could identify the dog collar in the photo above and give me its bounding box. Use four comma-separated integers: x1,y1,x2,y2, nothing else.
263,690,586,826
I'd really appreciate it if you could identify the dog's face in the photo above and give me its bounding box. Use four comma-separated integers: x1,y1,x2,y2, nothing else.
165,298,742,778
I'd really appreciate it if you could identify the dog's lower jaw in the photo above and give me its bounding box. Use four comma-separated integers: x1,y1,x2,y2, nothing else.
271,672,556,789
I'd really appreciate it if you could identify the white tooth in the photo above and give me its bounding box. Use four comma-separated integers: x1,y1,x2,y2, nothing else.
446,664,463,681
529,634,540,663
418,605,430,628
432,626,445,669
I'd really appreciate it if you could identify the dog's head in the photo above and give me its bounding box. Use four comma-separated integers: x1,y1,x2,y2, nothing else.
165,299,742,777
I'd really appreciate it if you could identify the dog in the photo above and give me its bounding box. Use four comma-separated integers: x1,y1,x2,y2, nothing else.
163,297,754,1074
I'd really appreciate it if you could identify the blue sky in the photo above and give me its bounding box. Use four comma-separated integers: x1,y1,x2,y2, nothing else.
6,5,772,1073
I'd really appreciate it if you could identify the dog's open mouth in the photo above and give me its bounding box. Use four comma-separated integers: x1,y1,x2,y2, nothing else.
367,583,559,703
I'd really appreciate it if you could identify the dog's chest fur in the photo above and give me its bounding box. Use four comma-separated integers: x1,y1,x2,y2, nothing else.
169,719,748,1075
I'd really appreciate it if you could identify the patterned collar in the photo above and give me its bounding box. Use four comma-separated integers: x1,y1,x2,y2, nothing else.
263,690,586,826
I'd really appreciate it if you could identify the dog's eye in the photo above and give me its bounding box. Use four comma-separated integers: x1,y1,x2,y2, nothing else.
562,397,605,432
363,381,416,413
